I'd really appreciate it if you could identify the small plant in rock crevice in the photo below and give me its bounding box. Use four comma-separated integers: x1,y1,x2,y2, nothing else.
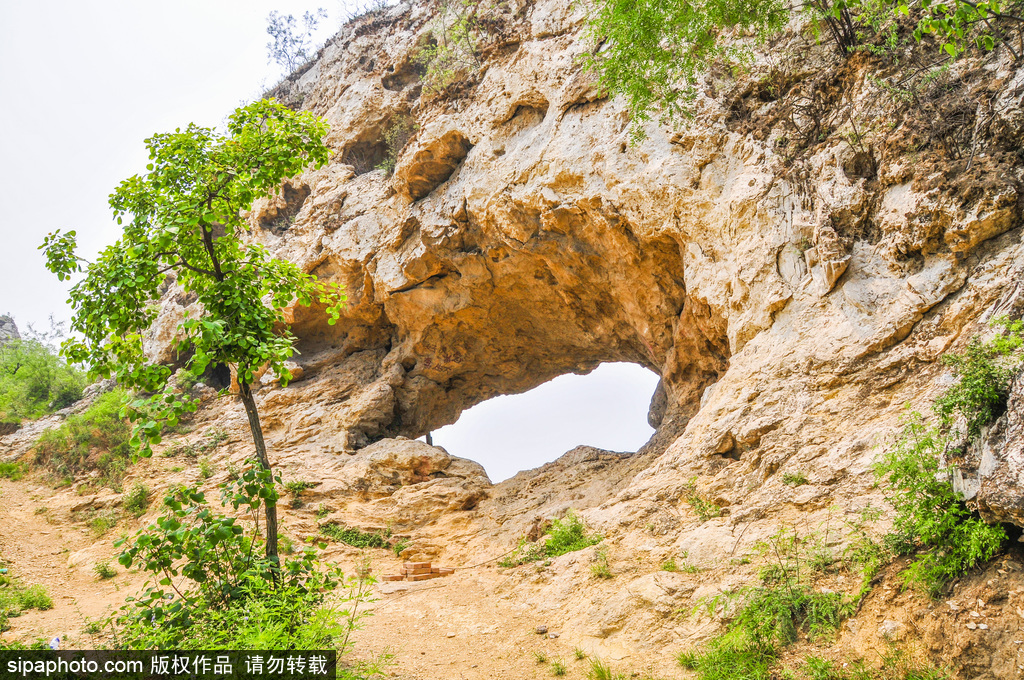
684,479,721,522
499,510,602,567
590,546,613,579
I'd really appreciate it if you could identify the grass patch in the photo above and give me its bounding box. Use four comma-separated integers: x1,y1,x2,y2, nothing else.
500,510,602,567
782,472,808,487
320,524,390,549
0,462,25,481
551,660,567,676
32,389,131,489
0,572,53,631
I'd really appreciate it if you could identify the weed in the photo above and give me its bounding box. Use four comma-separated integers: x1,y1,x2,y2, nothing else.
587,657,618,680
534,651,548,664
684,479,721,522
392,539,410,556
198,457,215,480
226,462,240,481
0,462,25,481
122,482,150,517
782,472,808,487
591,546,613,579
574,647,587,660
320,524,390,549
551,659,567,676
33,506,47,515
83,619,104,635
16,584,53,611
316,503,330,519
661,558,678,572
93,561,117,579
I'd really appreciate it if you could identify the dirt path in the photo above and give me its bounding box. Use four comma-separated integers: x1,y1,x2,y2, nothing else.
1,471,678,679
0,476,138,647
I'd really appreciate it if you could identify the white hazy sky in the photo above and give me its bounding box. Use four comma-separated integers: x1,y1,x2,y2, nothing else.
0,0,660,481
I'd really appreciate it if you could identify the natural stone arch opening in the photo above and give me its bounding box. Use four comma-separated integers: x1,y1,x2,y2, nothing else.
422,362,661,482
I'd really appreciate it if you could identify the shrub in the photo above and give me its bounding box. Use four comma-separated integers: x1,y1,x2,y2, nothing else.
500,510,603,567
678,528,854,679
0,574,54,631
88,510,119,538
265,9,327,73
376,116,417,176
875,413,1006,596
198,457,215,480
112,464,372,655
33,389,131,487
93,561,117,579
122,482,150,517
935,316,1024,439
284,479,316,495
782,472,808,487
413,0,506,93
584,0,787,140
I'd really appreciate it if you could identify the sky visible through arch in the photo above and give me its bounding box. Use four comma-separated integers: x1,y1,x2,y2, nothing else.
0,0,661,479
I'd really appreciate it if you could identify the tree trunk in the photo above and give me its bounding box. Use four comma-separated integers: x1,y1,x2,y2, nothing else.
238,380,279,563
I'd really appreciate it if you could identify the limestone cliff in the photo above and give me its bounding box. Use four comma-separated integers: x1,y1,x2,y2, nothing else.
133,1,1024,675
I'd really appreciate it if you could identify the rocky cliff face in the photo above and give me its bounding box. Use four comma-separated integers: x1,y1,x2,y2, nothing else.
179,0,1024,501
136,1,1024,675
0,315,19,345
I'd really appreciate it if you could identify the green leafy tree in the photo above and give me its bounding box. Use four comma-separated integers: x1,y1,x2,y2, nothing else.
0,328,84,423
584,0,788,140
41,99,345,562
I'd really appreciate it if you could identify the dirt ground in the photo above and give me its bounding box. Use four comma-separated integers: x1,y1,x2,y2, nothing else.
0,470,678,680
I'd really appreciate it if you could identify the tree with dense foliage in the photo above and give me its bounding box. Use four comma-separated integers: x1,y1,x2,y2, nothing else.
41,99,345,562
0,328,84,426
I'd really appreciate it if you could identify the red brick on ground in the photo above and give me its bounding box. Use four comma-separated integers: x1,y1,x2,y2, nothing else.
408,573,436,581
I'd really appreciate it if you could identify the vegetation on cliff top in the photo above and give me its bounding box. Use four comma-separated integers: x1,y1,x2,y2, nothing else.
584,0,1023,138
